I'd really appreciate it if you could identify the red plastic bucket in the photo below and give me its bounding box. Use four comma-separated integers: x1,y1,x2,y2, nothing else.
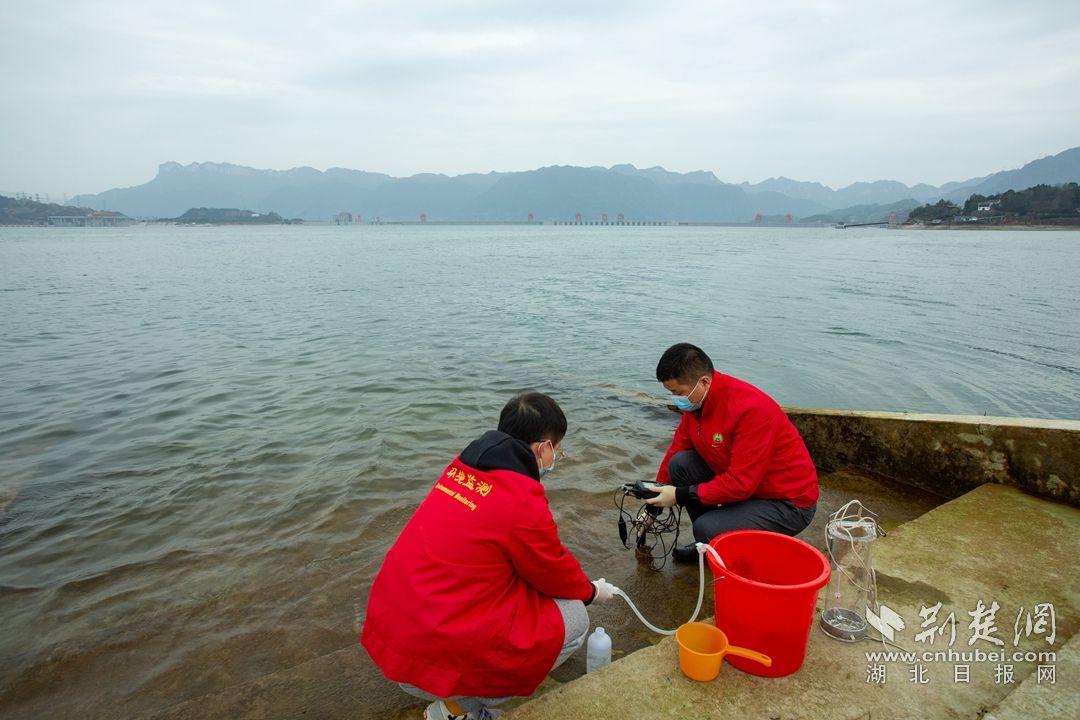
707,530,830,677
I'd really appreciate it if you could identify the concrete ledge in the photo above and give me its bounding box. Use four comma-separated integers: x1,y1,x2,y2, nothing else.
786,408,1080,506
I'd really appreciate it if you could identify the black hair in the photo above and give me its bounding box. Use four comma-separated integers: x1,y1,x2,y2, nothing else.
656,343,715,384
498,392,567,444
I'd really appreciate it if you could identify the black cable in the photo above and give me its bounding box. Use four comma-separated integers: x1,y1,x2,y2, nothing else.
614,485,683,570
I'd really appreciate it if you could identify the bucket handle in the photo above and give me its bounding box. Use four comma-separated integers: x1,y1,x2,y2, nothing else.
724,645,772,668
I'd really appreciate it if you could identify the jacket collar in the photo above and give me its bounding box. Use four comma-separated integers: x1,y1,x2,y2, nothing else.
698,370,726,415
459,429,540,481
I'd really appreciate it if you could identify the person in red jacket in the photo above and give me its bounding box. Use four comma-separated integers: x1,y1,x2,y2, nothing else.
361,392,613,720
645,343,818,560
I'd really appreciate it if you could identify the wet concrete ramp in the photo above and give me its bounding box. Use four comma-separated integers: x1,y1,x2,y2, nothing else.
141,468,954,719
507,483,1079,720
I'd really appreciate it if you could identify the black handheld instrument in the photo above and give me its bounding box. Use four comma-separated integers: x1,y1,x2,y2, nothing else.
621,480,663,500
615,481,682,569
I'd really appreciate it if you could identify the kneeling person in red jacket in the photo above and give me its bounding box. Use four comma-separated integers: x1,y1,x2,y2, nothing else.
361,392,612,720
645,343,818,559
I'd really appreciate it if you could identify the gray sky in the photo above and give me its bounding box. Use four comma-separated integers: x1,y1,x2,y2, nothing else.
2,0,1079,198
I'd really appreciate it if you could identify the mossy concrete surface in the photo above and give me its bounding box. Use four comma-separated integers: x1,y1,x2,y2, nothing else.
143,481,1074,720
787,408,1080,506
507,484,1079,720
983,633,1078,720
141,469,949,720
141,468,943,720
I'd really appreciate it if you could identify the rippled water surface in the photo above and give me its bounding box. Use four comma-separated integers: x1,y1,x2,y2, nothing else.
1,225,1078,717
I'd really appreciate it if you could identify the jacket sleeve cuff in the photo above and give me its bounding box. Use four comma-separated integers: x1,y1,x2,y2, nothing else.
584,582,597,606
675,484,698,507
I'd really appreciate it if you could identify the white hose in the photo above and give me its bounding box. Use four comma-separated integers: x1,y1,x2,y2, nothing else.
608,542,725,635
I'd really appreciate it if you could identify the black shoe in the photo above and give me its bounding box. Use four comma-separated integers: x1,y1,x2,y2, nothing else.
672,543,698,563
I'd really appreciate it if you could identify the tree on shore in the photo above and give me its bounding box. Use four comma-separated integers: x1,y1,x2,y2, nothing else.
908,199,960,222
993,183,1079,217
0,194,120,225
916,183,1080,223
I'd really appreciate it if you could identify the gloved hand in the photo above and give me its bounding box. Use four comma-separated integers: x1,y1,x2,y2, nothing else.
644,484,678,508
591,578,615,603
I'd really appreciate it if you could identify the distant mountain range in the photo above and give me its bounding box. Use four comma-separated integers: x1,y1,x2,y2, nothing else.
72,147,1080,223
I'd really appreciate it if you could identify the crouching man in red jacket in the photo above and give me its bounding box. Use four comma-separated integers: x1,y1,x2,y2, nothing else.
361,392,612,720
645,343,818,561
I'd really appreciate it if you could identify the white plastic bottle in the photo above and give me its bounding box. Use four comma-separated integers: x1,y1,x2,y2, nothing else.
586,626,611,673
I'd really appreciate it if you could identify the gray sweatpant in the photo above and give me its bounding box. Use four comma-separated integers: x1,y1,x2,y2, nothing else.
668,449,816,542
399,597,589,717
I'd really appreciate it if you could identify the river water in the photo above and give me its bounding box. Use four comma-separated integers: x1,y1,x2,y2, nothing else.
1,225,1078,717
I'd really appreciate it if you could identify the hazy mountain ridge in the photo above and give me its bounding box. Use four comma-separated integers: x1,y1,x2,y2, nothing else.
943,147,1080,201
742,177,965,208
71,147,1080,222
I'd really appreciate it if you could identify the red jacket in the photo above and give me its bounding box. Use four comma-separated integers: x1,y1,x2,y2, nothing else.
656,372,818,508
361,431,594,698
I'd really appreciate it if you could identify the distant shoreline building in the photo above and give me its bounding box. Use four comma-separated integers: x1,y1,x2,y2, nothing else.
48,211,134,227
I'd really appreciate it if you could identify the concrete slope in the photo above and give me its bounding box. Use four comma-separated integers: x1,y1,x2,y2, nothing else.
507,484,1079,720
139,469,942,720
142,481,1076,720
984,633,1078,720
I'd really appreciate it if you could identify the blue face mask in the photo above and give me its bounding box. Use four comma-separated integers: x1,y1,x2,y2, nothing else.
671,378,706,412
538,441,557,478
672,395,701,413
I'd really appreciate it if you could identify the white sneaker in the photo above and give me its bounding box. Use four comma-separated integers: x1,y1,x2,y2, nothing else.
423,700,466,720
422,700,503,720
